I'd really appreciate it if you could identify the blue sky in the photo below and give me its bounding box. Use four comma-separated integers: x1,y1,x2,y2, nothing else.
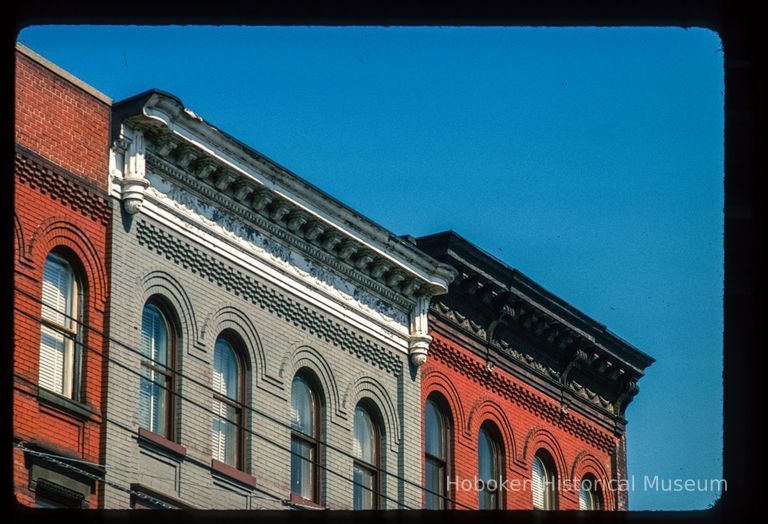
17,25,724,510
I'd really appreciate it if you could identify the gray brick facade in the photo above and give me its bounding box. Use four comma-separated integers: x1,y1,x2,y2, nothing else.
101,90,454,510
103,203,423,509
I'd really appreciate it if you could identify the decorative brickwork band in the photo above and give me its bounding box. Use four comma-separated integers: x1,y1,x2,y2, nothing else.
135,220,404,376
429,336,615,453
15,145,110,226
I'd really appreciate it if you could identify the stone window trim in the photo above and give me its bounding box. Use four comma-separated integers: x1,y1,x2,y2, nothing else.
37,386,98,421
137,427,187,458
289,492,326,510
24,448,100,509
210,458,257,489
34,477,86,508
130,483,192,509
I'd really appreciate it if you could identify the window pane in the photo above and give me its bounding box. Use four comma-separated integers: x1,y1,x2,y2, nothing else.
354,406,375,464
291,376,315,437
39,255,77,398
213,339,239,400
39,324,66,395
291,437,314,500
425,457,446,509
532,456,545,510
41,255,73,326
141,304,169,366
478,428,499,509
579,477,599,510
212,400,238,466
353,464,375,510
425,400,444,459
139,367,168,436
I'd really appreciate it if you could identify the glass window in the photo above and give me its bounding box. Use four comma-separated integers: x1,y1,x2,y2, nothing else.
212,338,243,468
425,397,449,509
291,374,320,502
353,404,379,510
532,452,557,510
139,302,174,438
478,425,501,509
39,254,81,399
578,474,602,510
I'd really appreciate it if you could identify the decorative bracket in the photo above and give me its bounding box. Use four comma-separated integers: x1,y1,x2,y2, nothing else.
408,295,432,367
120,129,150,215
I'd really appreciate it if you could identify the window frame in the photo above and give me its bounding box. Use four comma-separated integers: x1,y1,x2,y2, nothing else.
290,373,322,504
477,422,503,510
39,252,83,401
352,402,381,510
138,300,177,441
211,336,246,470
578,473,602,511
424,395,452,510
532,451,558,510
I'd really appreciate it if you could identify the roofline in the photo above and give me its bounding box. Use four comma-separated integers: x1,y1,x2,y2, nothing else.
416,230,655,368
16,43,112,106
111,89,457,293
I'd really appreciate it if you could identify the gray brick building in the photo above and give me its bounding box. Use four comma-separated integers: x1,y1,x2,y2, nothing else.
102,90,456,509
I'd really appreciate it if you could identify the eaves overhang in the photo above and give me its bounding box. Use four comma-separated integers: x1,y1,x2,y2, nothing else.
111,89,457,303
416,230,655,420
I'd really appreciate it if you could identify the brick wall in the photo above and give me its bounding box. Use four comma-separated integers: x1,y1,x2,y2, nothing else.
101,198,422,509
13,47,111,508
14,50,110,188
421,327,621,510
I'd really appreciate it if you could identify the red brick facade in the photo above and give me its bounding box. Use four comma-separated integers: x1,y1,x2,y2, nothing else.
422,326,618,510
416,231,652,512
13,46,111,508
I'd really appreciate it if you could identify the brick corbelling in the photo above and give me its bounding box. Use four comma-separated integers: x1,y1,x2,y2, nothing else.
15,146,110,226
429,336,615,453
135,220,403,376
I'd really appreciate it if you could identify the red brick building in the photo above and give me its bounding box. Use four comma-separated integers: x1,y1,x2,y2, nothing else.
13,44,112,508
416,232,653,511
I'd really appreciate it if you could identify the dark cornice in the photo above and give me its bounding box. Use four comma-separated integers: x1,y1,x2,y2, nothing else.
416,230,654,419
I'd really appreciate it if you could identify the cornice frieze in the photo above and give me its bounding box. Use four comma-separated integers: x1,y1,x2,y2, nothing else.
145,152,415,312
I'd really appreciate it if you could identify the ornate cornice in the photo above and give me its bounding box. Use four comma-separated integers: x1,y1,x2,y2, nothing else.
417,231,653,415
429,336,616,453
110,92,458,367
144,152,416,312
15,145,110,226
135,220,404,376
431,293,633,418
110,91,456,296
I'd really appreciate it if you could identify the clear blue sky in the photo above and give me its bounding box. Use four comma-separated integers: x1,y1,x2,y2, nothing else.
17,25,724,511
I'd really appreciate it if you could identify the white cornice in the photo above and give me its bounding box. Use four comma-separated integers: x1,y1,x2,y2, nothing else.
127,92,456,296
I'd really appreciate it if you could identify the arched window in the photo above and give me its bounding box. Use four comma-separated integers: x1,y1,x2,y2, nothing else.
532,451,557,510
139,301,175,438
578,474,602,510
39,253,82,399
424,396,450,509
478,423,503,509
291,373,321,503
353,403,380,510
212,337,244,468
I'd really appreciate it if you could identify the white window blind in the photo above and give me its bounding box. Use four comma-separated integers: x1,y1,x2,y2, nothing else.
39,255,76,397
532,456,546,510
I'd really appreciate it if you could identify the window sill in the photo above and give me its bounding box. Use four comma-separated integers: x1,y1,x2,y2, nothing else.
137,428,187,458
210,459,257,488
37,387,97,420
289,492,325,510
